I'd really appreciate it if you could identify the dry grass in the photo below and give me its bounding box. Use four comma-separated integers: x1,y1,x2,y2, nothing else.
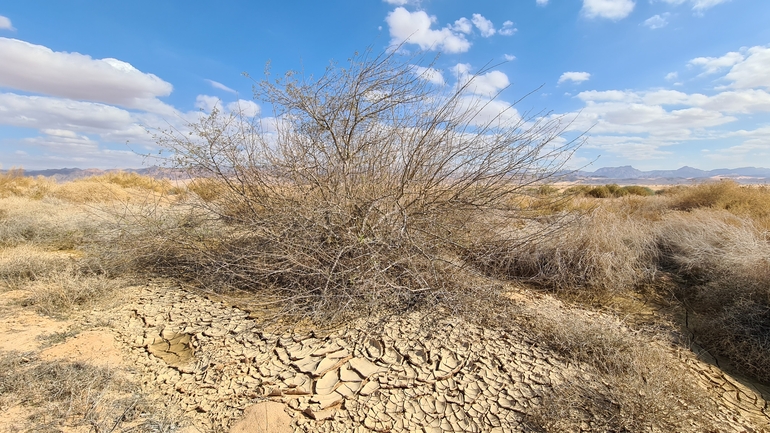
0,352,179,432
20,269,127,318
661,180,770,230
469,207,658,299
521,300,725,432
656,209,770,383
0,246,75,290
0,196,103,249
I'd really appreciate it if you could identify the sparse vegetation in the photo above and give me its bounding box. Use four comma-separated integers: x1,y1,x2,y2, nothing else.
0,352,174,432
2,54,769,431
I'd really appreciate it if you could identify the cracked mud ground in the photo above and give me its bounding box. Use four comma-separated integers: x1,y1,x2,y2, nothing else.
2,281,769,432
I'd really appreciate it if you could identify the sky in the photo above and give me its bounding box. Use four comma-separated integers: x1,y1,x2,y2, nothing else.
1,0,769,171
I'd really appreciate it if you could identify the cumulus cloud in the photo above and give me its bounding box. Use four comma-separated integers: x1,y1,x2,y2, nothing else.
452,64,510,97
499,21,517,36
0,15,14,31
643,13,669,29
471,14,496,37
665,72,678,81
725,46,770,90
411,65,445,85
383,0,409,5
195,95,221,112
451,17,473,34
386,7,471,53
206,79,237,94
0,38,173,113
689,51,744,74
504,54,516,61
537,0,549,5
582,0,636,20
226,100,260,117
558,72,591,85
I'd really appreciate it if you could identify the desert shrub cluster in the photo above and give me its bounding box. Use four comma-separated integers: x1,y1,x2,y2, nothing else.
114,49,581,322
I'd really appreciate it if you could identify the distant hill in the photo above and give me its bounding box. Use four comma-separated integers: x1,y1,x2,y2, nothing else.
2,167,188,182
570,165,770,184
5,165,770,184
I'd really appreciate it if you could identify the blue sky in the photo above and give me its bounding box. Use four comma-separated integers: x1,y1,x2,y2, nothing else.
1,0,769,170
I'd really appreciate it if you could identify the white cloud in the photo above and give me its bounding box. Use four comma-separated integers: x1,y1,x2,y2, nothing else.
643,13,669,29
471,14,496,37
558,72,591,85
499,21,517,36
537,0,549,5
456,95,521,127
662,0,731,11
582,0,636,20
411,65,445,85
195,95,261,117
0,92,135,132
452,64,510,97
206,79,237,94
386,7,471,53
665,71,678,81
226,100,260,117
0,15,14,31
689,51,744,74
725,46,770,90
504,54,516,61
451,17,473,34
383,0,409,5
0,38,173,112
690,0,730,10
195,95,222,112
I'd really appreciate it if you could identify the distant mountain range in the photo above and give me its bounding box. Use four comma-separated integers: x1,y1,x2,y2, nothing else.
571,165,770,183
4,165,770,184
2,167,185,182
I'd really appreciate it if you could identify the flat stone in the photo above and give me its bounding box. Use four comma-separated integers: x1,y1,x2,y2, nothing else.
339,364,364,382
311,392,344,409
359,380,380,396
294,356,321,374
315,369,340,395
349,357,383,378
228,402,292,433
304,406,338,421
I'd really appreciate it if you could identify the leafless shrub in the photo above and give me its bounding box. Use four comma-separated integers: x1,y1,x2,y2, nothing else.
115,48,581,322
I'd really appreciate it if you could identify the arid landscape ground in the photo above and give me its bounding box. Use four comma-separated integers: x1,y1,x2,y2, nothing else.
1,171,769,432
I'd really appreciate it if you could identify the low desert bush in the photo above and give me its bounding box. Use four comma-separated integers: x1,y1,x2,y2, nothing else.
622,185,654,196
469,208,658,299
0,196,102,249
0,352,176,431
662,180,770,229
521,300,724,432
20,268,126,317
0,169,54,199
0,246,74,289
656,209,770,383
